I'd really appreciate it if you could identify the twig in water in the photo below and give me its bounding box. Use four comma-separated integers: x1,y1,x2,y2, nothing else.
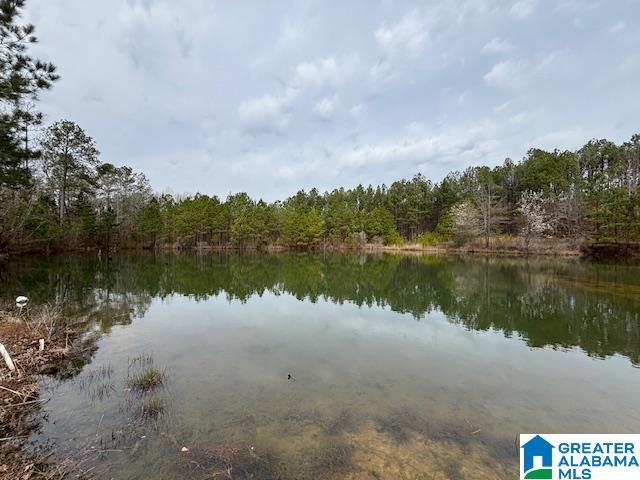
3,397,49,407
96,413,105,438
0,434,30,441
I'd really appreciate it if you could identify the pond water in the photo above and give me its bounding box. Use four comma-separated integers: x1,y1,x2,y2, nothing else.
2,252,640,479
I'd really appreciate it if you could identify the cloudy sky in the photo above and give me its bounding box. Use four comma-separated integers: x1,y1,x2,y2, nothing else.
25,0,640,200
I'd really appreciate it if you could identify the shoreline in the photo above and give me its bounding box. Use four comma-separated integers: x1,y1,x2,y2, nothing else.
0,309,97,479
2,238,639,261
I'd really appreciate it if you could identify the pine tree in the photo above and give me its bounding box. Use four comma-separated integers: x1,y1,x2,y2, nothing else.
0,0,58,188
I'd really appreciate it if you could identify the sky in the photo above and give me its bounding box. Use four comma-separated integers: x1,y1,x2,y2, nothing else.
24,0,640,201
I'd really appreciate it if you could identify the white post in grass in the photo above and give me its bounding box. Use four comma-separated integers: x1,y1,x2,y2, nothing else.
0,342,16,371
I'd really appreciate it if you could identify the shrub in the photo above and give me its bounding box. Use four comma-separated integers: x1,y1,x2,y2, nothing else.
416,231,446,246
383,230,403,246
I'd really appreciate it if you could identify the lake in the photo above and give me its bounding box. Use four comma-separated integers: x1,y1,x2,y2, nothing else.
2,252,640,479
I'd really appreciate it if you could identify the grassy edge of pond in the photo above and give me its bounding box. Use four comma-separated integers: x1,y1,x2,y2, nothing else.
0,308,98,479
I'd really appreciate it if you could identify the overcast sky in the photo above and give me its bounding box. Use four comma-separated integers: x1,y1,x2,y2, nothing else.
24,0,640,200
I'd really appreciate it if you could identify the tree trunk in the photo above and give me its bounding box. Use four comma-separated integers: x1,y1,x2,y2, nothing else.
59,164,68,225
486,183,491,249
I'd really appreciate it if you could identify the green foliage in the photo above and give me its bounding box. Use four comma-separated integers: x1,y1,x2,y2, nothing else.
281,207,325,248
433,207,454,238
96,207,116,248
383,229,403,246
416,231,446,246
589,187,640,240
518,149,579,193
323,189,361,243
173,194,226,246
0,0,58,189
365,207,400,244
4,123,640,252
385,173,435,238
129,367,165,392
40,120,100,225
135,198,163,247
67,193,97,245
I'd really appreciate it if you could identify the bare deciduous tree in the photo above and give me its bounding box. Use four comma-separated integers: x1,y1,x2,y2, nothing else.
518,190,551,252
450,200,481,245
461,167,506,249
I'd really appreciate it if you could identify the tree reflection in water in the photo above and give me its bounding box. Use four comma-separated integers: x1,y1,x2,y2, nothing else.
1,251,638,364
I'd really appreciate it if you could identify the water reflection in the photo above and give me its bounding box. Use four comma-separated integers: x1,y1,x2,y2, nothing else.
3,252,639,364
3,252,640,479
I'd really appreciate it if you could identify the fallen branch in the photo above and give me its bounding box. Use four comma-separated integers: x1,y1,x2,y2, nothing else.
4,397,50,408
0,434,29,442
0,384,23,397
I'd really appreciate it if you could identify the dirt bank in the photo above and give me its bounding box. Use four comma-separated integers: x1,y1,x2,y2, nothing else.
0,308,97,479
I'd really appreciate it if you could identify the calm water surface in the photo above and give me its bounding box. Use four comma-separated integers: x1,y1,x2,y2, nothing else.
2,252,639,479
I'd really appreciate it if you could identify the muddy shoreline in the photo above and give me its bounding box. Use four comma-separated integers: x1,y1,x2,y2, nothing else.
0,309,97,479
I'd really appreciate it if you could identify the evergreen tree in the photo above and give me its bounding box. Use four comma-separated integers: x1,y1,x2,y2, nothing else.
0,0,58,188
40,120,99,224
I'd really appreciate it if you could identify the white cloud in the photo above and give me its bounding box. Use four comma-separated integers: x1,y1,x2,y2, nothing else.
338,121,498,169
239,56,351,133
482,37,514,55
238,91,296,135
292,57,348,90
484,53,559,90
510,0,536,19
375,10,428,56
313,96,338,120
484,59,528,89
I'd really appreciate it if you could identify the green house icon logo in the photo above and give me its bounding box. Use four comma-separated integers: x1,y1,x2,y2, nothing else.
521,435,554,479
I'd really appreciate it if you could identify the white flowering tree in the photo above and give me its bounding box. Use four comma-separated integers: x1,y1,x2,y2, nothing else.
518,190,551,251
450,200,481,245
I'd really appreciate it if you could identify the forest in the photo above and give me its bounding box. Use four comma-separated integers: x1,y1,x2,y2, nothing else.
1,0,639,254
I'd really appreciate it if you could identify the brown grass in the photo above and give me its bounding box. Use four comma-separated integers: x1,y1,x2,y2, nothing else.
374,235,582,257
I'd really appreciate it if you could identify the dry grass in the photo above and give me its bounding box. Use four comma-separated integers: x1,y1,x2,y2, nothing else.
373,235,582,257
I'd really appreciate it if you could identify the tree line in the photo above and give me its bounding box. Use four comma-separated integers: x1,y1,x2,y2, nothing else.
1,0,639,253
